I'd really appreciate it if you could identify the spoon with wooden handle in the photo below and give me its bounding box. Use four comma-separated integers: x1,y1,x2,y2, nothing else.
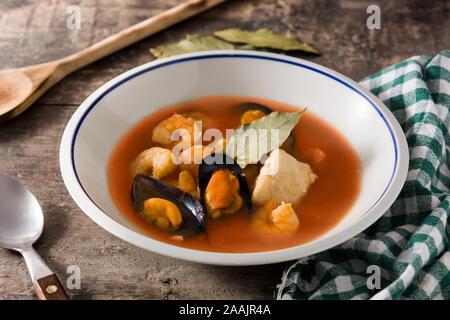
0,174,68,300
0,0,226,121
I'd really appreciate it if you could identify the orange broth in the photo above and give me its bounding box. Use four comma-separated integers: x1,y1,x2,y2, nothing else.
107,96,361,253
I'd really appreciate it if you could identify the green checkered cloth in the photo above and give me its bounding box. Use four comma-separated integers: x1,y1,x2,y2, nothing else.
275,50,450,300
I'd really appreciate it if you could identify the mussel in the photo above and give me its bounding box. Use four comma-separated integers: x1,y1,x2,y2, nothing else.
234,102,295,149
131,174,206,237
198,153,252,219
233,102,273,116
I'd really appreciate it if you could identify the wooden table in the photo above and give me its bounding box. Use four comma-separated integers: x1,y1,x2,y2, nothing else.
0,0,448,300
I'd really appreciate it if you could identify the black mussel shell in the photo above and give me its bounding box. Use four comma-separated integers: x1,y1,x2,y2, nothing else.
198,153,252,212
131,174,206,237
233,102,272,115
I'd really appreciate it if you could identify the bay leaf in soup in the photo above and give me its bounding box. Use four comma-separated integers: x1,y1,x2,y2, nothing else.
225,110,306,168
214,28,320,55
150,34,235,58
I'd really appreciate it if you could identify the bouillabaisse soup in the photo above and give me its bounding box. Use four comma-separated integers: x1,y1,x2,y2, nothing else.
108,96,360,253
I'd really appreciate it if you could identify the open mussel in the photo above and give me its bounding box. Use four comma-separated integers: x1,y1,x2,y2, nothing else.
131,174,206,237
233,102,273,116
198,153,252,219
234,102,295,149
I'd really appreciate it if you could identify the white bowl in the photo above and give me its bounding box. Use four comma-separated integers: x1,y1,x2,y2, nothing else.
60,50,408,266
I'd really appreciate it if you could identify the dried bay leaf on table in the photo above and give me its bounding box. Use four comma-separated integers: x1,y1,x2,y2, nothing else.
150,34,235,58
214,28,320,55
225,110,306,168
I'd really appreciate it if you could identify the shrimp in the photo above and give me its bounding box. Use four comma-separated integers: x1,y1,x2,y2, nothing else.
131,147,178,179
251,201,299,233
176,138,227,176
152,114,201,147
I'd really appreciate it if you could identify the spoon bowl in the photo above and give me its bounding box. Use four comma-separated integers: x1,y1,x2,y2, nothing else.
0,0,226,121
0,70,34,117
0,62,59,121
0,174,44,250
0,174,68,299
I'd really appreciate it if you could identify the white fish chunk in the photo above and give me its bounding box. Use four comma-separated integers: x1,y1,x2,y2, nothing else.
252,148,317,205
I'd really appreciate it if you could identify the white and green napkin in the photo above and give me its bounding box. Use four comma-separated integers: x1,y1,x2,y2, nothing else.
276,50,450,300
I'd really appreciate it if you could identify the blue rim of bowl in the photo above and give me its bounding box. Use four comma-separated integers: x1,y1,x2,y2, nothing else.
71,53,398,219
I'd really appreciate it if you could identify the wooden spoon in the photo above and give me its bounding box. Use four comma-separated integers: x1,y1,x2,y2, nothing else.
0,0,226,121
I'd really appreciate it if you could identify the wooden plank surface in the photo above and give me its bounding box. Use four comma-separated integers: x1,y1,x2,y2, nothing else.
0,0,449,299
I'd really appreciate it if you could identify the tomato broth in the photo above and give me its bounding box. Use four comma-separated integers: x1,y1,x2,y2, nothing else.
107,96,361,253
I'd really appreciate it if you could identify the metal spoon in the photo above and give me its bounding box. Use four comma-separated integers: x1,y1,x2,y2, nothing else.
0,174,68,300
